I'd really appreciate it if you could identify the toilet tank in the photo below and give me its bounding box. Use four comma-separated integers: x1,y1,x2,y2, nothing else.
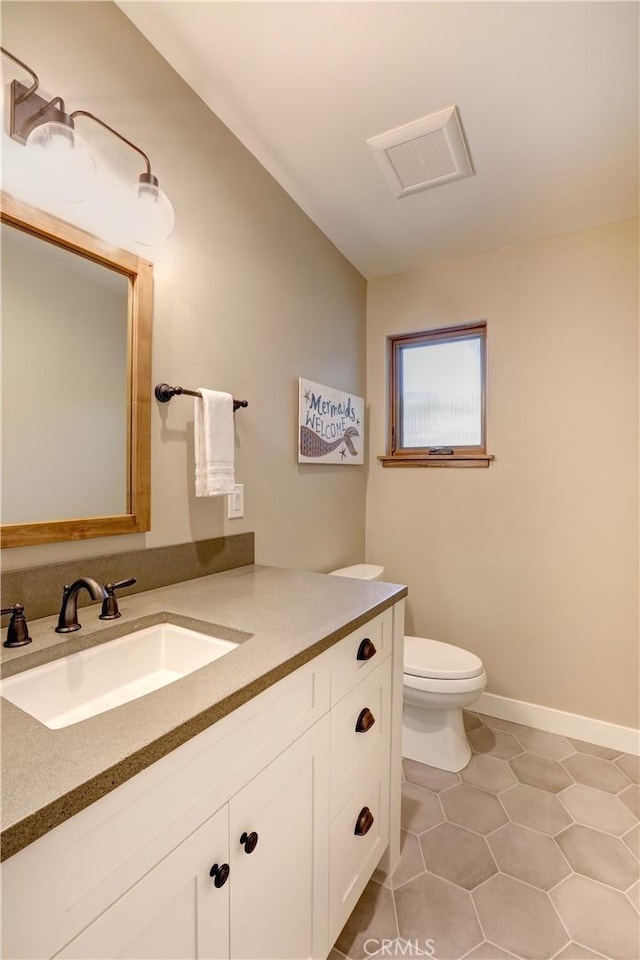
328,564,385,581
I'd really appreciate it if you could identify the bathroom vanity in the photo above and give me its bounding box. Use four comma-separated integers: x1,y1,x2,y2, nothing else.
1,565,406,960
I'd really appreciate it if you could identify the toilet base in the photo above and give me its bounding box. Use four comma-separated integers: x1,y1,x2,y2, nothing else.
402,702,471,773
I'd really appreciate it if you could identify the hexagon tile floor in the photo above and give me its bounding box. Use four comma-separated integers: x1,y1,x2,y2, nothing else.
332,712,640,960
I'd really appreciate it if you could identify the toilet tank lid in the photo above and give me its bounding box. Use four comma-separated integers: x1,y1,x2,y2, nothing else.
404,635,484,680
329,564,385,581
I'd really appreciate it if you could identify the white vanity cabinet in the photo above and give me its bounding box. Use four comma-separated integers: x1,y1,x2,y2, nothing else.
228,718,329,960
56,805,231,960
326,615,398,944
2,600,404,960
56,719,329,960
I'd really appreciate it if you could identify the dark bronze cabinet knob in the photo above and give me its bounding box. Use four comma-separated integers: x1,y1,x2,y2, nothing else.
240,831,259,854
356,638,377,661
355,708,376,733
354,806,375,837
209,862,230,887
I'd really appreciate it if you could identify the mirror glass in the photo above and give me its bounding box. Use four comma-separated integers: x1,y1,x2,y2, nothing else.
0,194,152,549
1,223,130,523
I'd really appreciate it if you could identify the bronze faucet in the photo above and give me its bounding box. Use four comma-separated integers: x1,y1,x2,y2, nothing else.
99,578,137,620
1,603,32,647
55,578,108,634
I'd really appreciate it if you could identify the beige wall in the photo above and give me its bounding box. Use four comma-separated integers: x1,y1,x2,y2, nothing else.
366,220,639,728
1,2,367,573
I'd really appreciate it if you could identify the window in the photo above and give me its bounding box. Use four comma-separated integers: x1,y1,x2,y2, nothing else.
381,321,493,468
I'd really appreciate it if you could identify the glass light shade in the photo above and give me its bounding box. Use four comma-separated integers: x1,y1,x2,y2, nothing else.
25,121,96,203
125,180,175,245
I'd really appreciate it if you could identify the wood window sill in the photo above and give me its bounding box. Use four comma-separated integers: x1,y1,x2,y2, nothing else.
378,454,495,469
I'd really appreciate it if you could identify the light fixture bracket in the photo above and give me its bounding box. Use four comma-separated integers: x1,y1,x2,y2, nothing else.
139,172,159,188
8,79,53,144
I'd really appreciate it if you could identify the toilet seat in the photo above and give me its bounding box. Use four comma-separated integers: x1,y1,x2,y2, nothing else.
404,668,487,696
404,635,484,680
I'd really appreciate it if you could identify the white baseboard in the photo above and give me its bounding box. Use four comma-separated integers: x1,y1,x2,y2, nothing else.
470,692,640,757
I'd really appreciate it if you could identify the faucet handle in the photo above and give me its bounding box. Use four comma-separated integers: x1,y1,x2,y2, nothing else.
99,578,137,621
1,603,32,648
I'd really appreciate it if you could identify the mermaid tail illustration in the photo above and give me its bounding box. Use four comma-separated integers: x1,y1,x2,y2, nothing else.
300,425,359,458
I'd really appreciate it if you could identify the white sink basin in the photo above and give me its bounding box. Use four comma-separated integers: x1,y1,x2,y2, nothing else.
1,623,238,729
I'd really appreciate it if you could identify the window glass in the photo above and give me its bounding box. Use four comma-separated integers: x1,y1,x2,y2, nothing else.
400,334,483,448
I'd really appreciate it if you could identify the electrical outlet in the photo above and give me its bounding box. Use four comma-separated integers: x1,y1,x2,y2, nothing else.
227,483,244,519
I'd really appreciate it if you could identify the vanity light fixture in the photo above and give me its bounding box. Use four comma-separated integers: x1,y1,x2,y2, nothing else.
1,47,175,244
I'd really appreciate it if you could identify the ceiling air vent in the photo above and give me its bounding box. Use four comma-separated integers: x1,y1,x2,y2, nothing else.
367,105,474,198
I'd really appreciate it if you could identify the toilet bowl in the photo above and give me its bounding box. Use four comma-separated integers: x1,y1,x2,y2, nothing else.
329,564,486,772
403,635,486,772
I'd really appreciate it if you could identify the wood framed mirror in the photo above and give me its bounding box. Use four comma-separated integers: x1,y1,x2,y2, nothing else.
1,193,152,548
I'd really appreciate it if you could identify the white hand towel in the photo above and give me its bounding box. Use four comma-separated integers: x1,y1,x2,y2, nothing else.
194,389,235,497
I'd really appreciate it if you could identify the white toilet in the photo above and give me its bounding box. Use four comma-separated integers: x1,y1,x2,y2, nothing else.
329,564,487,772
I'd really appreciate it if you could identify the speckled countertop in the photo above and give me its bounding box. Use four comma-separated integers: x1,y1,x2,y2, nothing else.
1,563,406,861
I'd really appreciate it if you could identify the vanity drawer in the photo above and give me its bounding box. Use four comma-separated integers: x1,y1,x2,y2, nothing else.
330,658,391,819
330,608,392,705
329,749,390,945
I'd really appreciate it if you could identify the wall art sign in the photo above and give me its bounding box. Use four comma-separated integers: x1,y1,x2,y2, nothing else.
298,378,364,464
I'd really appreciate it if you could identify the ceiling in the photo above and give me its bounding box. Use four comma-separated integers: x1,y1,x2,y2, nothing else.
119,2,639,279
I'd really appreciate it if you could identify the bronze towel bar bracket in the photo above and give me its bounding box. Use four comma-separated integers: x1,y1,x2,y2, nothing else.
155,383,248,411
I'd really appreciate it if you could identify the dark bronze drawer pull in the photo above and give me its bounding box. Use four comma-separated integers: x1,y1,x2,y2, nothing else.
355,708,376,733
209,862,230,887
240,830,259,854
354,806,375,836
356,638,377,661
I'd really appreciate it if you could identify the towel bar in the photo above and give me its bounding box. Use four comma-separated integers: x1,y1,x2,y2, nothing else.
155,383,248,411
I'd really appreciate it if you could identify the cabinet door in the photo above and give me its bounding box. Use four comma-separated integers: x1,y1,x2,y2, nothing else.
56,805,230,960
229,718,329,960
